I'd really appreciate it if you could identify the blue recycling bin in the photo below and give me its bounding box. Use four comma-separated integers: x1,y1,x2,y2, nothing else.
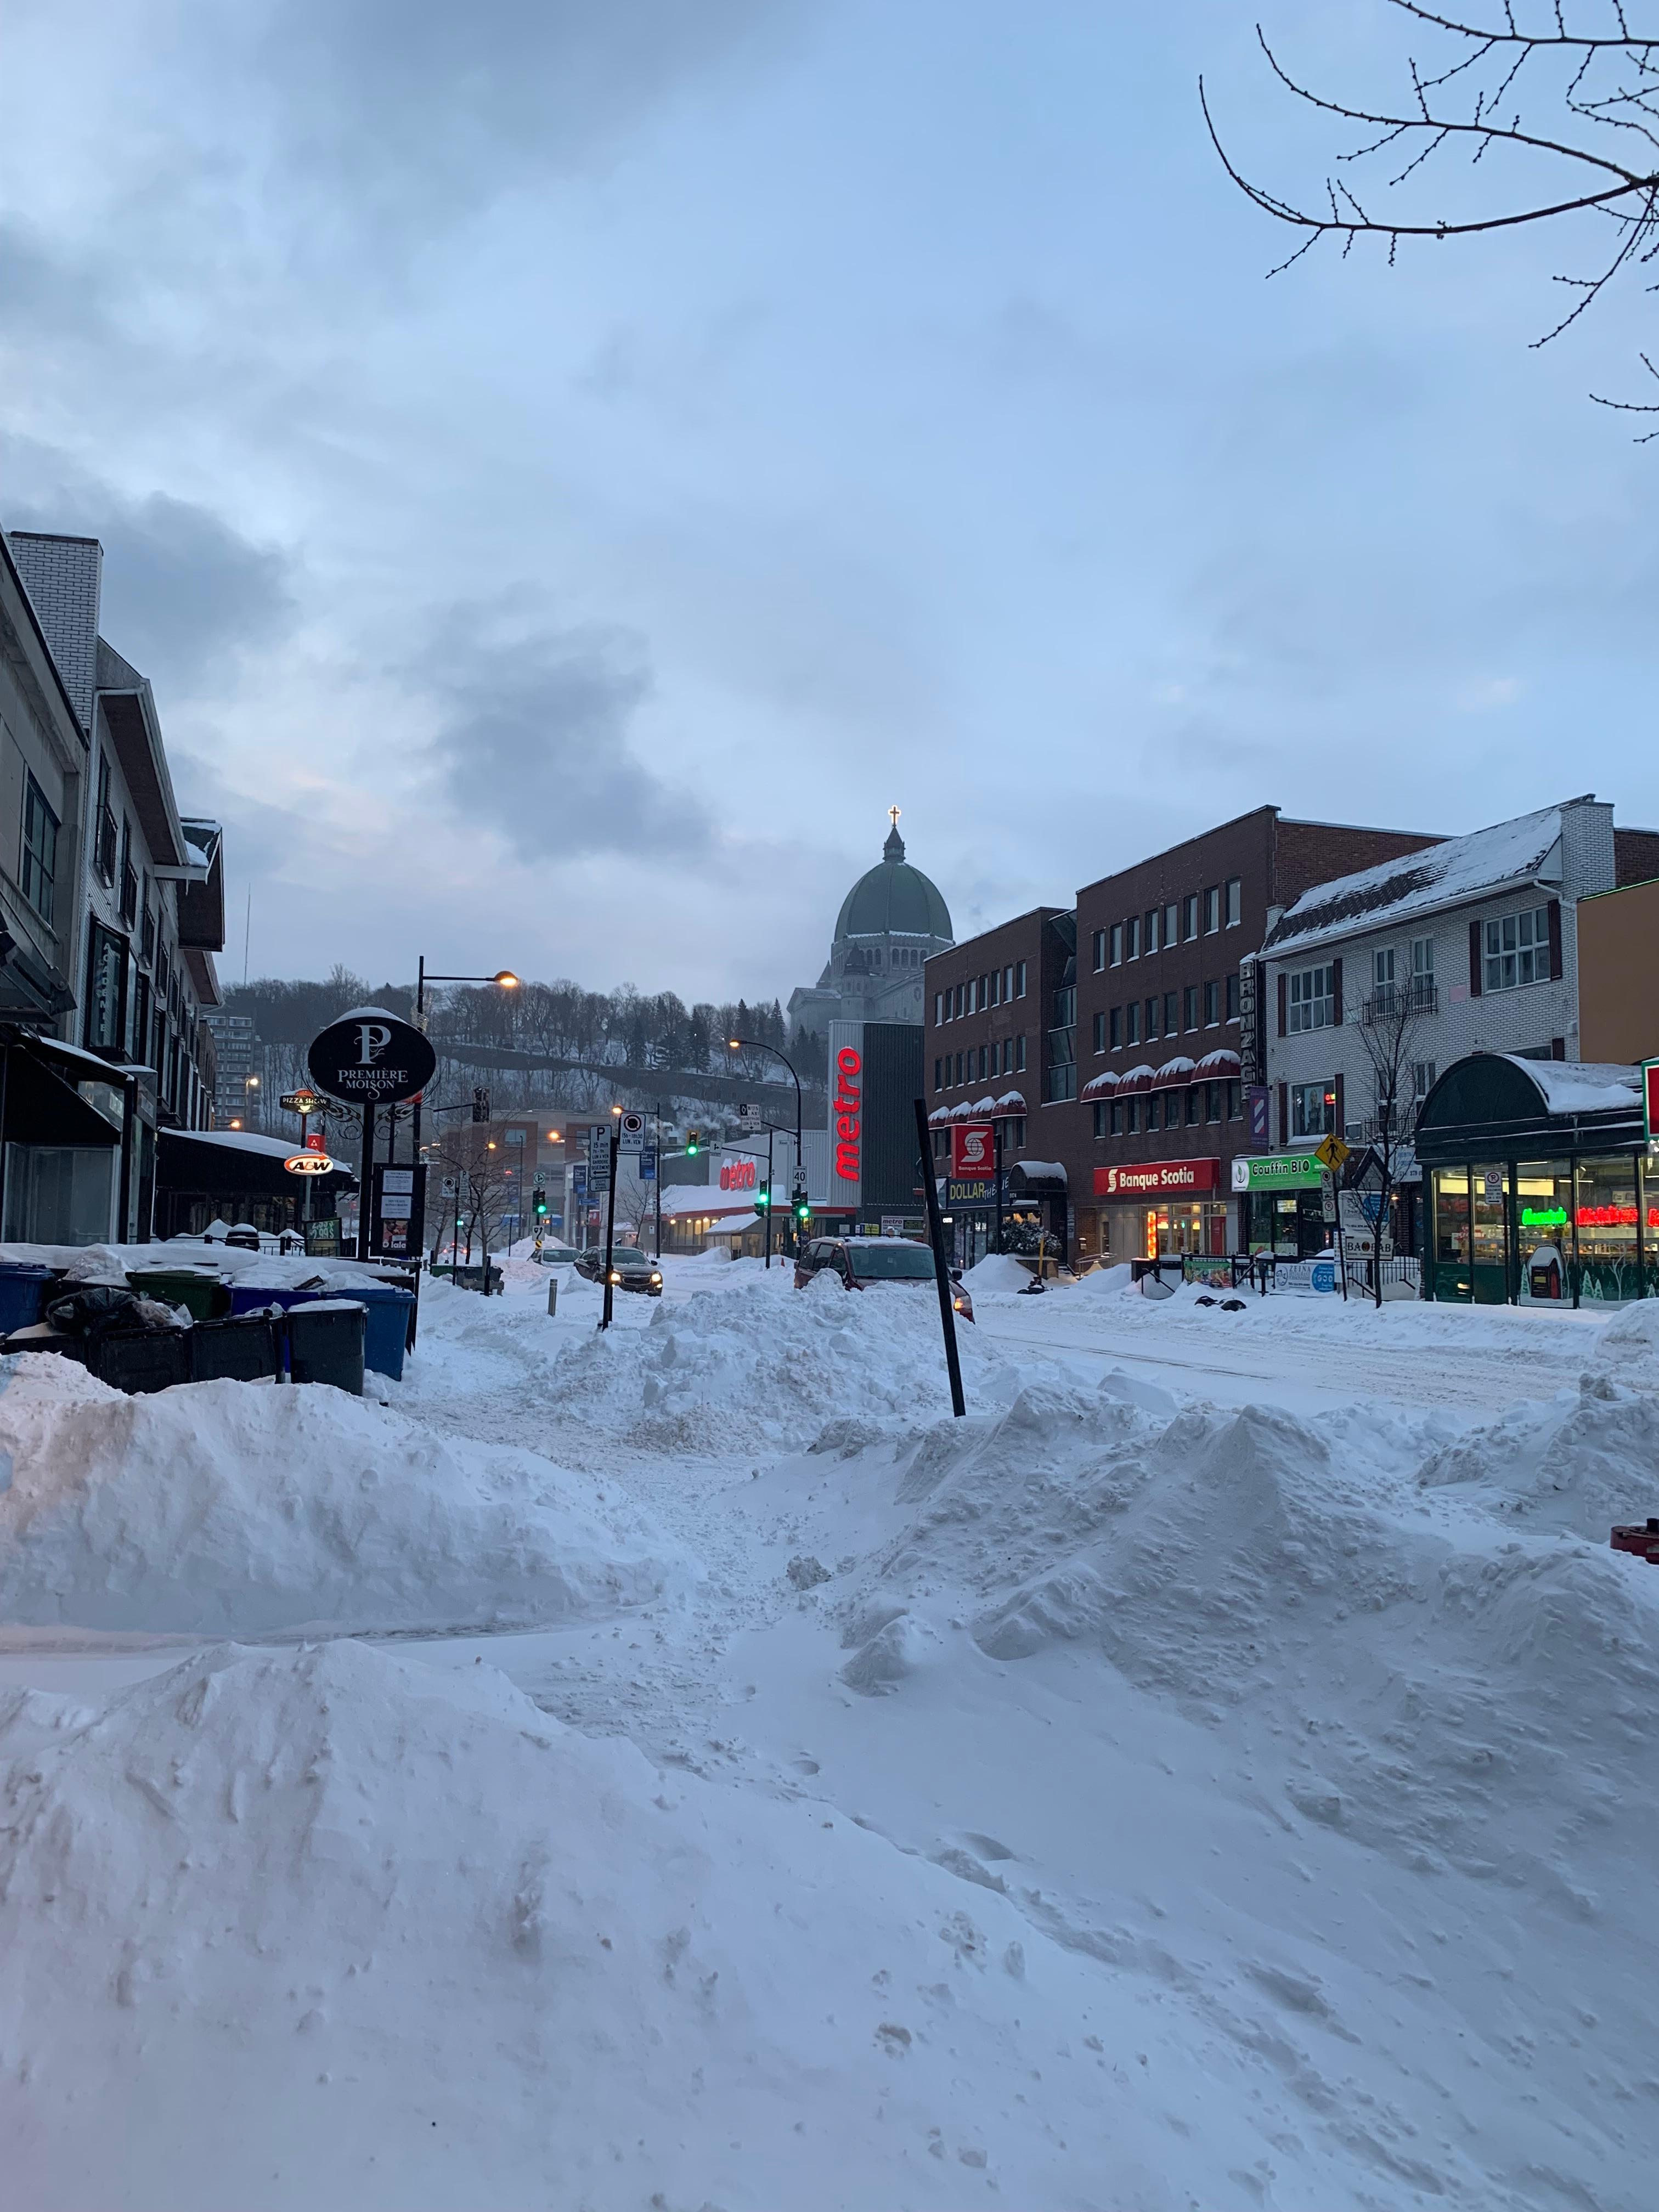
228,1284,321,1321
0,1262,57,1336
349,1284,415,1381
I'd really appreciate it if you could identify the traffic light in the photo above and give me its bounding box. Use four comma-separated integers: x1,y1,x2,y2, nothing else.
471,1086,490,1124
756,1184,770,1211
686,1130,701,1155
533,1188,548,1218
794,1194,811,1228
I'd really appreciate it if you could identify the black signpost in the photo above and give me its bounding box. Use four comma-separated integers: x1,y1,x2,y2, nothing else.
307,1010,438,1262
599,1118,620,1331
913,1096,966,1419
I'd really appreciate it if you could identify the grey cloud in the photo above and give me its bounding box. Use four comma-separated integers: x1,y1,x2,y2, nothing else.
419,607,709,863
2,438,296,691
259,0,801,232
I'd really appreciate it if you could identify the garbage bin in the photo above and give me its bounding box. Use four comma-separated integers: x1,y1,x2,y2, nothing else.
93,1328,193,1395
189,1312,280,1384
349,1284,415,1382
0,1262,57,1336
127,1268,233,1322
229,1283,321,1321
285,1299,365,1395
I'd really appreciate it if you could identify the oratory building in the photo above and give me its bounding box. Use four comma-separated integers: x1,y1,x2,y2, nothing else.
788,810,955,1041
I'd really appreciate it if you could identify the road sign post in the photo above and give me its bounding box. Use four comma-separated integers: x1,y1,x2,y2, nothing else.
1314,1131,1352,1300
307,1011,437,1262
599,1120,620,1332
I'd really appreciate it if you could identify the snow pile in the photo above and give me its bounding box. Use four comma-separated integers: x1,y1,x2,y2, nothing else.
1417,1370,1659,1537
0,1354,681,1635
1073,1261,1136,1298
0,1639,1241,2209
958,1251,1031,1293
838,1380,1659,1892
1591,1298,1659,1392
541,1275,1025,1454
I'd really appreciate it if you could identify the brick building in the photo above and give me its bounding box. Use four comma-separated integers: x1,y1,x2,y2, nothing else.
1068,809,1445,1264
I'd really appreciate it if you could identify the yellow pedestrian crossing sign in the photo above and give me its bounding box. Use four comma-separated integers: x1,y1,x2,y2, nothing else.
1314,1132,1350,1173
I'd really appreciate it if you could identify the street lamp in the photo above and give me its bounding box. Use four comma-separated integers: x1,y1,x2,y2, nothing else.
412,958,521,1155
727,1035,803,1249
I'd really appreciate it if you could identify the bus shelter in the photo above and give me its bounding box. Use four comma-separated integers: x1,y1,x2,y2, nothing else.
1413,1054,1649,1307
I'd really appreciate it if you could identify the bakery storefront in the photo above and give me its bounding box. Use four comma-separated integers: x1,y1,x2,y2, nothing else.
1414,1053,1654,1307
1231,1148,1330,1259
1093,1156,1227,1262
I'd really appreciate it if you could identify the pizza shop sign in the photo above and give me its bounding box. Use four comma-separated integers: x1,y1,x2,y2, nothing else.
1094,1156,1222,1199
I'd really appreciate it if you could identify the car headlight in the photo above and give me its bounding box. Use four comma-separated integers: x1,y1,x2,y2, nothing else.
650,1273,662,1283
609,1271,621,1282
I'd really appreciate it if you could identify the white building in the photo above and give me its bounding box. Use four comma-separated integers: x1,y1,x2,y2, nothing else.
1258,795,1639,1155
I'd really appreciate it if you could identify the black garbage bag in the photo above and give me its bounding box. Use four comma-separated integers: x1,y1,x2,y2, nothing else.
44,1285,178,1342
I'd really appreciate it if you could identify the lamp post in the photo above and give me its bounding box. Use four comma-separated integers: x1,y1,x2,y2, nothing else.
727,1035,802,1251
412,960,519,1159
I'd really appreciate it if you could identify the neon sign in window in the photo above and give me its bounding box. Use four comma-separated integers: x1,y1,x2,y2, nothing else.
1519,1203,1659,1231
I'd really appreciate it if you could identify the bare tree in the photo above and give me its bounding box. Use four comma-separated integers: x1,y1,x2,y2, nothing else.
423,1132,515,1280
1350,971,1430,1305
1204,5,1659,425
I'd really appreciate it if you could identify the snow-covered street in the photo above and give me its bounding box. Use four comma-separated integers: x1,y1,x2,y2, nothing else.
3,1258,1657,2210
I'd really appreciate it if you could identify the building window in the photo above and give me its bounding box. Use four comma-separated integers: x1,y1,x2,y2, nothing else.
1226,972,1240,1022
1203,886,1219,933
1185,1086,1202,1126
1413,1059,1437,1099
1183,893,1198,941
978,1044,989,1080
1374,946,1396,989
1163,991,1177,1034
1164,1092,1182,1130
1288,964,1334,1032
1109,923,1122,966
1125,916,1139,960
1164,902,1178,950
1483,907,1550,992
1227,1080,1242,1120
1107,1100,1123,1136
20,774,58,926
934,992,944,1024
1225,877,1242,927
1182,984,1198,1031
1144,996,1159,1042
1203,978,1218,1025
1412,936,1434,981
953,1052,963,1085
1092,929,1107,971
1014,1035,1026,1072
933,1057,942,1091
1093,1101,1109,1139
1290,1082,1337,1137
1126,1001,1140,1046
1092,1009,1107,1053
1144,908,1158,955
1109,1005,1122,1050
1125,1097,1139,1136
1007,1115,1026,1146
1015,960,1027,997
979,973,990,1009
1205,1080,1223,1122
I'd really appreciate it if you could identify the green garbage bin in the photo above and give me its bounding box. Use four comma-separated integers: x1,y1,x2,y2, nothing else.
126,1268,232,1322
285,1299,365,1396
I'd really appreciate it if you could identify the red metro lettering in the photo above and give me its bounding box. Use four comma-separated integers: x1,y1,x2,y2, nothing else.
833,1046,862,1183
718,1160,758,1192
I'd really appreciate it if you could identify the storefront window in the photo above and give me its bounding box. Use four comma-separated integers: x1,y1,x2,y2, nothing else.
1515,1164,1572,1304
1432,1167,1471,1301
1576,1155,1640,1304
1470,1163,1509,1304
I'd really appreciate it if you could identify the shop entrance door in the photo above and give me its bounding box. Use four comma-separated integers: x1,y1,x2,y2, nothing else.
1431,1166,1471,1301
1471,1163,1510,1304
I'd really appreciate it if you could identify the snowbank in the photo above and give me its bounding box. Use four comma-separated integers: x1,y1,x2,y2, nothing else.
536,1275,1026,1454
1074,1261,1136,1299
836,1379,1659,1893
1591,1298,1659,1392
0,1354,682,1635
958,1251,1031,1293
1418,1369,1659,1537
0,1639,1239,2209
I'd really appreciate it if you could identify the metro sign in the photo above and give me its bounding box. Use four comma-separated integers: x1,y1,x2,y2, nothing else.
1645,1059,1659,1146
950,1123,994,1177
718,1159,758,1191
832,1046,862,1187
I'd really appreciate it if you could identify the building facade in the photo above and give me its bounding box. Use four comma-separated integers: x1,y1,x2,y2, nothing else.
2,529,225,1243
1254,797,1647,1258
788,814,954,1042
1575,866,1659,1067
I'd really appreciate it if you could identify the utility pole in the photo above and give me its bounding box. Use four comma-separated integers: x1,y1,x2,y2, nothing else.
599,1117,620,1330
654,1099,663,1261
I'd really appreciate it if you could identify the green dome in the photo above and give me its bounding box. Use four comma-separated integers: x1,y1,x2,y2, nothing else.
834,823,953,943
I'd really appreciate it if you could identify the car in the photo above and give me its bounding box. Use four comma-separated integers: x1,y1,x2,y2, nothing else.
574,1245,663,1295
794,1234,974,1322
532,1242,581,1266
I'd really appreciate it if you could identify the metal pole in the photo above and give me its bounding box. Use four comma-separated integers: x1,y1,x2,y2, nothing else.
654,1101,662,1261
765,1124,774,1268
356,1101,374,1261
994,1115,1004,1255
412,957,425,1160
913,1096,966,1418
600,1122,619,1330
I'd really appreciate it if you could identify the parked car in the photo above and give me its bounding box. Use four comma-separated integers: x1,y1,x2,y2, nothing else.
533,1243,581,1266
794,1235,973,1322
574,1246,663,1295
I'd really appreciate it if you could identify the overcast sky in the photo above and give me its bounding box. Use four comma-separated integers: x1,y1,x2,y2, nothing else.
3,2,1655,1001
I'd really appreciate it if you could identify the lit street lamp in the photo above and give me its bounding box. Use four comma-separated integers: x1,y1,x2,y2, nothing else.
412,958,520,1155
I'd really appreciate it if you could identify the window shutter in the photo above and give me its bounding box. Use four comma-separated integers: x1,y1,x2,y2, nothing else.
1277,971,1287,1037
1330,958,1342,1025
1548,899,1563,981
1468,919,1483,997
1277,1081,1288,1144
1333,1073,1345,1139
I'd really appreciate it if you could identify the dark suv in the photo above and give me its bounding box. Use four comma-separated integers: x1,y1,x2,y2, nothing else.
794,1235,973,1322
574,1246,663,1296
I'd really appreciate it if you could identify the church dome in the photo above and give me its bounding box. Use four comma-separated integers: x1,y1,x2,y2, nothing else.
834,820,953,943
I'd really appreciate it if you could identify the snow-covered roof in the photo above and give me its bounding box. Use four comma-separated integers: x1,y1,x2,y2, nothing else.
1505,1057,1640,1115
706,1212,761,1236
162,1128,342,1165
1266,802,1570,959
1115,1063,1156,1093
656,1184,758,1220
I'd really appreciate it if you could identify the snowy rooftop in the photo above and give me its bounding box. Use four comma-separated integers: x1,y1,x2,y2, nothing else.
1506,1056,1640,1116
1266,801,1571,958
